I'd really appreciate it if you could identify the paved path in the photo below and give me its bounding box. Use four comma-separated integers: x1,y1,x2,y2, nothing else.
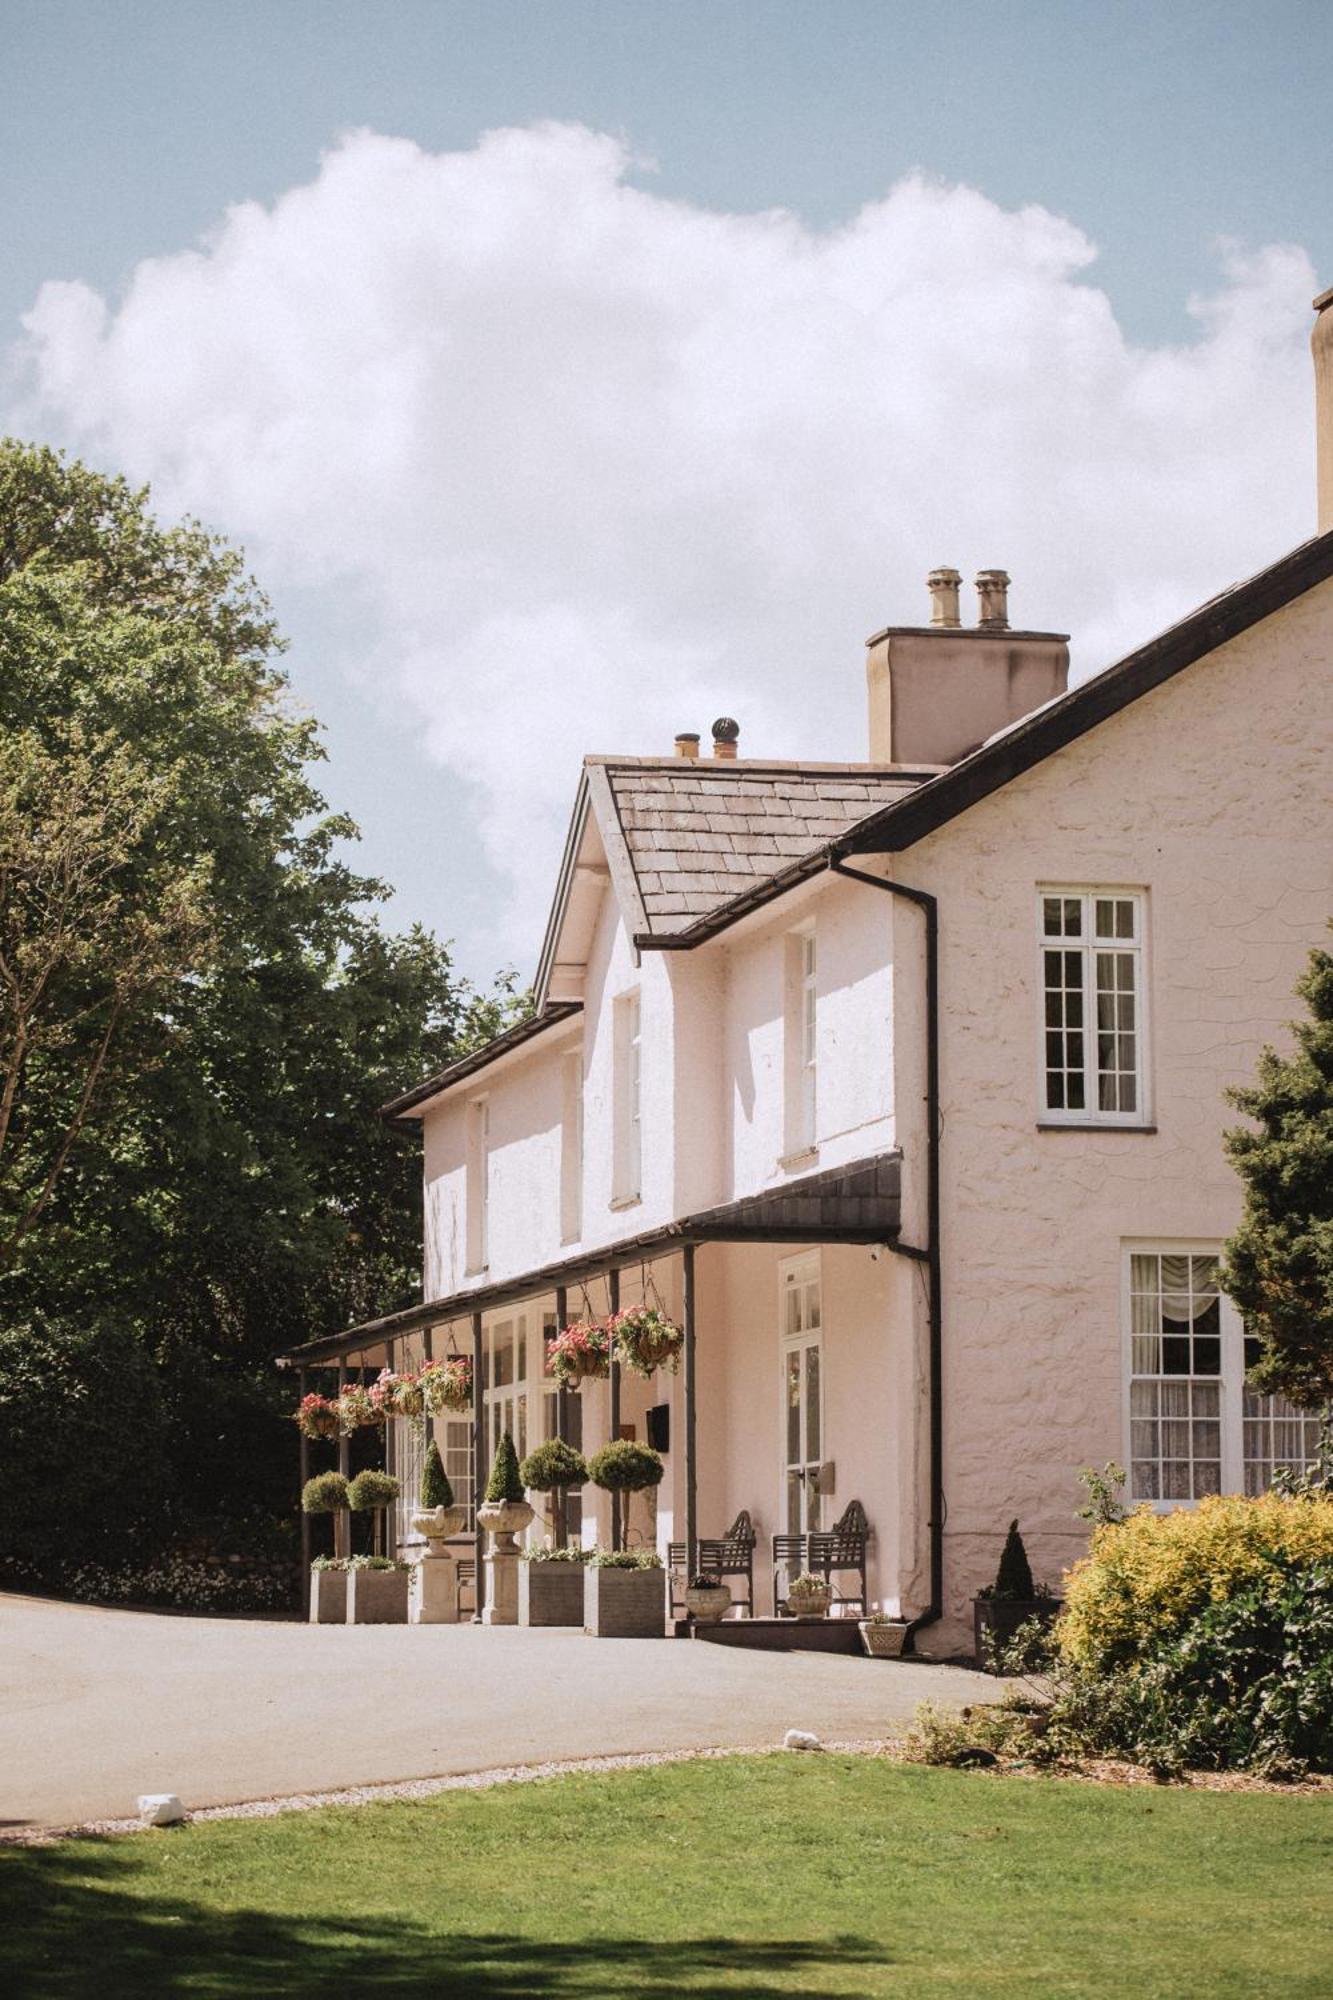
0,1593,1000,1830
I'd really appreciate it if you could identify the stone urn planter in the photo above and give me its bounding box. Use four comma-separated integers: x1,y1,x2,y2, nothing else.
309,1564,348,1624
412,1503,467,1546
478,1497,536,1626
409,1505,468,1626
347,1563,410,1624
684,1578,732,1625
785,1577,832,1621
859,1618,910,1658
584,1562,668,1638
519,1557,588,1627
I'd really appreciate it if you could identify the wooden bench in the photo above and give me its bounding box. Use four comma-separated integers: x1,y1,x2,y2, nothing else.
669,1510,757,1618
772,1500,870,1616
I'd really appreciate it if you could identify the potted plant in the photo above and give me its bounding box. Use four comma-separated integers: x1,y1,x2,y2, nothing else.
294,1393,341,1441
347,1467,401,1560
519,1437,589,1547
784,1571,832,1620
973,1520,1059,1672
308,1553,350,1622
584,1549,668,1638
519,1544,593,1627
858,1611,910,1658
345,1553,410,1624
587,1439,664,1549
684,1573,731,1624
546,1319,611,1389
303,1471,351,1617
420,1355,473,1415
607,1305,683,1378
478,1430,535,1625
412,1441,466,1545
370,1368,425,1423
335,1381,384,1433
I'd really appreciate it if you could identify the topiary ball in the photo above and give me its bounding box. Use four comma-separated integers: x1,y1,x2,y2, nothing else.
587,1440,664,1494
347,1469,400,1511
520,1437,589,1492
302,1471,350,1514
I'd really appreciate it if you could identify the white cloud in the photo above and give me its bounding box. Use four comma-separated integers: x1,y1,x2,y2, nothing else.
10,123,1318,958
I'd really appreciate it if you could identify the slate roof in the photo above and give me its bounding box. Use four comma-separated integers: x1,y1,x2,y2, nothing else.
591,758,934,936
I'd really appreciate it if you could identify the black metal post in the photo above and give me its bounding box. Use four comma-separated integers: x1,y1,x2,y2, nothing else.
554,1285,568,1549
298,1366,311,1616
471,1308,486,1621
608,1266,622,1548
683,1242,698,1579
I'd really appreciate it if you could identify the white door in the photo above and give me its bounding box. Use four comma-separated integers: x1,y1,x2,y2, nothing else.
486,1315,531,1464
780,1258,824,1536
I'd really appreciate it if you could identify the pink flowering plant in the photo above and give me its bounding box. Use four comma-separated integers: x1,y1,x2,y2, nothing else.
294,1393,341,1441
420,1355,473,1415
370,1369,425,1421
607,1306,683,1378
546,1319,612,1389
334,1382,383,1433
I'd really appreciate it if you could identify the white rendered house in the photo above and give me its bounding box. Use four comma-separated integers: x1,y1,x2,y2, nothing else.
281,300,1333,1653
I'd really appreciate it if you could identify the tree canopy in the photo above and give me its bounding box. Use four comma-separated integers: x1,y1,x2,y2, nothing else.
1222,938,1333,1412
0,440,524,1558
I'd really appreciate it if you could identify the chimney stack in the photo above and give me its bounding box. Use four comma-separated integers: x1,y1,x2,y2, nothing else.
865,567,1068,767
927,567,962,628
674,731,700,759
711,717,739,760
1314,288,1333,534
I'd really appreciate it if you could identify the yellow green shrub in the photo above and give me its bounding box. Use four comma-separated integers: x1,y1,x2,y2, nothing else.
1058,1491,1333,1670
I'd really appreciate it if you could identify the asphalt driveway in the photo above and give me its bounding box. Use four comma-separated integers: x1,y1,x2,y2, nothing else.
0,1592,999,1830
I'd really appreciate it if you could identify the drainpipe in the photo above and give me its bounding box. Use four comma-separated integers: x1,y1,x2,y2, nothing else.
829,856,943,1652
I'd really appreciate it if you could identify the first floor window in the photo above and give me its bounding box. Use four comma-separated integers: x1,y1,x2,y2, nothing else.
1041,889,1147,1123
1126,1245,1324,1501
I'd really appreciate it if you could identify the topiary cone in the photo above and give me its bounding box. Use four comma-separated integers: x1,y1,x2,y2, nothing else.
994,1519,1035,1601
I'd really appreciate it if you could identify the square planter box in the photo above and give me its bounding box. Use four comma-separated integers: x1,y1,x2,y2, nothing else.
584,1565,668,1638
347,1566,410,1624
520,1562,586,1627
309,1567,347,1624
973,1596,1061,1673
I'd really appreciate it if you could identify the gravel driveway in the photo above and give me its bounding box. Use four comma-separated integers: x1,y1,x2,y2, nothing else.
0,1592,999,1830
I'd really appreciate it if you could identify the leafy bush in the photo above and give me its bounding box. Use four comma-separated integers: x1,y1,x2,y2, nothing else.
523,1545,593,1563
485,1430,526,1504
1059,1491,1333,1672
419,1441,453,1510
587,1441,663,1493
347,1469,400,1511
301,1471,350,1515
347,1554,406,1571
0,1316,170,1577
589,1549,662,1569
519,1437,588,1492
65,1557,293,1616
902,1698,1045,1769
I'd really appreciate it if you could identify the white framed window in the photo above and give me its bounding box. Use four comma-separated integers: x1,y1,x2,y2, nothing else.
1039,889,1148,1124
779,1253,824,1536
1124,1244,1323,1503
612,990,641,1205
560,1047,584,1244
465,1096,489,1273
783,926,817,1160
442,1417,475,1531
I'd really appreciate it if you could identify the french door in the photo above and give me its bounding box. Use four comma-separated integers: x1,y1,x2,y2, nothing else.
486,1315,531,1463
780,1257,824,1536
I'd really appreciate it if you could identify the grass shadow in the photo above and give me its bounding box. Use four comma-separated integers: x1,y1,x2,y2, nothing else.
0,1841,885,1998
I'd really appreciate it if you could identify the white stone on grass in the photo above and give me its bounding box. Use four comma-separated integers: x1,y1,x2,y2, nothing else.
137,1793,186,1826
783,1729,822,1752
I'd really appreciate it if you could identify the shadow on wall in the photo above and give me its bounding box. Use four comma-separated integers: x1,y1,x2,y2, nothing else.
0,1842,885,1998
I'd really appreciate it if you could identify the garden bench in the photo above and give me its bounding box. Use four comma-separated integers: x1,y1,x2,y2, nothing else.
772,1500,870,1616
668,1510,756,1618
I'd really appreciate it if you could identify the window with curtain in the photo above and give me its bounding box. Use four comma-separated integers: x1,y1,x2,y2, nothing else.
1041,889,1147,1123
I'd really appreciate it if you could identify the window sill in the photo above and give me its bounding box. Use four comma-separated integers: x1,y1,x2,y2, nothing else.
1036,1122,1157,1134
609,1193,642,1213
778,1146,819,1172
464,1264,490,1278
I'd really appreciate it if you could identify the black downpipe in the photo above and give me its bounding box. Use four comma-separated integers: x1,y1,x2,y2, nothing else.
830,856,943,1650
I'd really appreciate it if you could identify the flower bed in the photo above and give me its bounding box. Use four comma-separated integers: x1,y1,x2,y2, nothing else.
67,1556,296,1616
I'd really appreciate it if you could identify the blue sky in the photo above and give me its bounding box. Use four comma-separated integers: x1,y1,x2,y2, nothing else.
5,0,1331,981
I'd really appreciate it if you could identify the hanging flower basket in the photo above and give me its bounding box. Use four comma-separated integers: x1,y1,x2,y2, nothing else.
608,1306,683,1378
369,1369,425,1421
335,1382,384,1433
420,1356,473,1415
294,1394,341,1441
547,1320,612,1389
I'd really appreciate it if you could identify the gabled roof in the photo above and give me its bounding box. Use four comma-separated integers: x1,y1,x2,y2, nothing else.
381,1002,582,1123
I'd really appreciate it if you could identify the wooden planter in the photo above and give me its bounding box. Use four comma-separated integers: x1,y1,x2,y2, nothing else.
584,1565,668,1638
973,1596,1061,1672
347,1566,410,1624
309,1567,347,1624
520,1562,587,1627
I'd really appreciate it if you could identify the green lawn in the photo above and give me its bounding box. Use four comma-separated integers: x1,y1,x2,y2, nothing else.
3,1756,1330,1998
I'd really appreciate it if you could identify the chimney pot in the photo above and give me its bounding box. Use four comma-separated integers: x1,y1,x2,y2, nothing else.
711,716,740,760
674,731,700,759
975,569,1011,630
926,567,962,628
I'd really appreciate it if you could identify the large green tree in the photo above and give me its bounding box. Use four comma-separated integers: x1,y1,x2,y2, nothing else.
1222,937,1333,1411
0,441,523,1554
